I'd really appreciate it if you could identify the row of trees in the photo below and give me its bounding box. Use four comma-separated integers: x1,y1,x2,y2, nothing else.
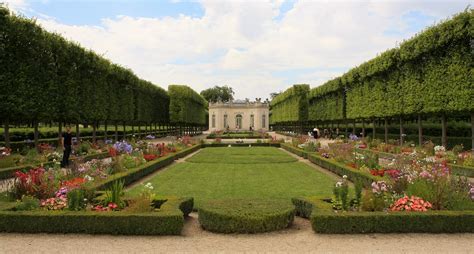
271,10,473,149
270,84,309,132
0,7,206,147
169,85,208,135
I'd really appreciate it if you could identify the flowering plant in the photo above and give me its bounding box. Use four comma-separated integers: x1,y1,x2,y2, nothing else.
113,141,133,154
145,135,156,139
371,181,390,195
143,154,158,162
0,146,11,157
41,197,67,210
390,195,432,212
13,168,57,199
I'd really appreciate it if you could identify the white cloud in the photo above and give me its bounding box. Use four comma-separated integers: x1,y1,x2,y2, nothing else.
4,0,471,99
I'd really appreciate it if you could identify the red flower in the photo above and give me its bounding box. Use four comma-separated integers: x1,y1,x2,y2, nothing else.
108,147,117,157
143,154,158,162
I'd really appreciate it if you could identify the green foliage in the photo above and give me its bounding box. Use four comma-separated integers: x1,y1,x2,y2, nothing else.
311,209,474,233
302,10,473,121
103,180,125,208
168,85,207,125
198,199,295,233
67,189,86,211
0,6,170,126
200,85,234,103
15,196,40,211
0,197,194,235
270,84,309,123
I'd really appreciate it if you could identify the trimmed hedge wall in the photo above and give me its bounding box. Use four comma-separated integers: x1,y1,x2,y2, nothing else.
168,85,207,125
270,84,309,124
0,197,193,235
0,152,109,180
198,199,295,234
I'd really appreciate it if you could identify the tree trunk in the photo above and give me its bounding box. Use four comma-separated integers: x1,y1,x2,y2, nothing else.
123,122,126,140
441,114,447,148
76,123,80,143
399,116,404,146
418,114,423,146
114,123,118,141
4,120,10,148
471,112,474,154
138,124,141,138
384,117,388,143
352,120,356,134
104,121,108,141
34,121,39,149
372,118,376,140
92,122,97,143
58,122,62,147
361,119,365,138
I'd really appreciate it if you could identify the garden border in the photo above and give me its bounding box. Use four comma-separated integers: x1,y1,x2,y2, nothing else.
0,197,193,235
292,197,474,234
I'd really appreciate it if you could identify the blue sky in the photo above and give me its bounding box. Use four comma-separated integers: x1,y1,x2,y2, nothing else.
4,0,471,99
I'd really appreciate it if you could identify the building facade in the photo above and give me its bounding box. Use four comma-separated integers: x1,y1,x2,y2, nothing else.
208,99,269,132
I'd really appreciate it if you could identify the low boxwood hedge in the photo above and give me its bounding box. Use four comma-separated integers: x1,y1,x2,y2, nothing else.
280,143,379,187
292,197,474,233
90,145,200,191
280,143,310,158
307,154,379,187
0,197,193,235
198,199,295,233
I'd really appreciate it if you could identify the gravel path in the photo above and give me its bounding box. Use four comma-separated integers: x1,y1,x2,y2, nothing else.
0,213,473,253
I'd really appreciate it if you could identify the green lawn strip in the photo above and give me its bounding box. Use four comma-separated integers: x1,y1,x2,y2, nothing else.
127,150,337,209
185,147,297,164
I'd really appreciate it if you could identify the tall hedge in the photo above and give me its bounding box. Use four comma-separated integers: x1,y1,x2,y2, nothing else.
168,85,207,125
270,84,310,124
308,78,345,121
305,10,473,121
0,7,170,131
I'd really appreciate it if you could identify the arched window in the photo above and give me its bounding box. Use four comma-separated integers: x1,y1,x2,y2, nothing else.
262,114,266,128
212,114,216,128
235,114,242,129
250,114,254,128
224,114,228,128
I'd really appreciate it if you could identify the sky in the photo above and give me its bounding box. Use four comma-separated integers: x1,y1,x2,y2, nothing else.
2,0,471,100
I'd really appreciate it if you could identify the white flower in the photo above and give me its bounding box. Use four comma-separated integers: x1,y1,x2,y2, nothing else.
342,175,348,179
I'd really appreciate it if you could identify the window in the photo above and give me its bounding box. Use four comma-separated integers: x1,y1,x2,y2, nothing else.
224,114,228,128
262,114,266,128
235,114,242,129
250,114,254,128
212,114,216,128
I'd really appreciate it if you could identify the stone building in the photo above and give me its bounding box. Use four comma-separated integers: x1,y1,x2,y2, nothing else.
208,99,269,132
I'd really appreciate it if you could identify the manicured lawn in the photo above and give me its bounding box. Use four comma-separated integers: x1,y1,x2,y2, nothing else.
127,147,337,208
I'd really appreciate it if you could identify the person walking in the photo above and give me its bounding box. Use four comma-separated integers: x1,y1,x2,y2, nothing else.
60,125,73,168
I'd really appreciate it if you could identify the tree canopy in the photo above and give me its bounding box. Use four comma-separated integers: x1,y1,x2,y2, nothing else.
200,86,234,103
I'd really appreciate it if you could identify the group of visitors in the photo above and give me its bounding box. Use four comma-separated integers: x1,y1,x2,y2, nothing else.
309,128,341,139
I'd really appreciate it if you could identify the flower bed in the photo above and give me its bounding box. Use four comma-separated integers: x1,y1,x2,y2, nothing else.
0,197,193,235
280,143,309,158
202,143,281,148
198,199,295,233
0,152,109,180
292,197,474,233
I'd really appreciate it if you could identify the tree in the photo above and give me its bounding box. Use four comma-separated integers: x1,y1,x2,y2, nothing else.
200,85,234,103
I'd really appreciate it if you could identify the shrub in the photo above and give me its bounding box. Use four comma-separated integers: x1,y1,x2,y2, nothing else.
198,199,295,233
15,196,40,211
67,189,86,211
103,180,125,209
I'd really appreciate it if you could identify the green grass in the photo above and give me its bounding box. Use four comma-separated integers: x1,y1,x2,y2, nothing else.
127,147,337,208
186,147,298,164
